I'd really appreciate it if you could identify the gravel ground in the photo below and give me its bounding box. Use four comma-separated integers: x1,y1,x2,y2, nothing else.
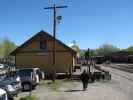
15,64,133,100
100,64,133,100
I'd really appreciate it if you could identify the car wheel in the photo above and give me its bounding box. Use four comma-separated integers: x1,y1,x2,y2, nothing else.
8,97,14,100
22,83,32,91
32,85,36,90
8,96,14,100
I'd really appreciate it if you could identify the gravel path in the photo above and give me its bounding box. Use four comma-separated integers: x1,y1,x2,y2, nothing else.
15,81,129,100
15,64,133,100
100,64,133,100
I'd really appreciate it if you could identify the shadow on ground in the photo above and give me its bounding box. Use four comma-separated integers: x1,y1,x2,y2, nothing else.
64,89,83,92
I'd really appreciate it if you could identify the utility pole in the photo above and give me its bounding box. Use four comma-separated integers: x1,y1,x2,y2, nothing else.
85,48,91,73
44,4,67,66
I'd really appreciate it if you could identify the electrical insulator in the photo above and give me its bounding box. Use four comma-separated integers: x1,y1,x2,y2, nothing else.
57,16,62,20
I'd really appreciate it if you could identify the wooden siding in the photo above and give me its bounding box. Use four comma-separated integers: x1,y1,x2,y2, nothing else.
16,52,74,73
13,31,76,73
19,36,68,52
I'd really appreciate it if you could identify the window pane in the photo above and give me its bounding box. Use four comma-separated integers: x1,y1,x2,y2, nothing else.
40,41,47,49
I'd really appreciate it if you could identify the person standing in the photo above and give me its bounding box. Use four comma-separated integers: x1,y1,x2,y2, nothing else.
80,70,89,91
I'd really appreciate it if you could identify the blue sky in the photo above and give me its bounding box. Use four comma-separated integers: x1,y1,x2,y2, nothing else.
0,0,133,49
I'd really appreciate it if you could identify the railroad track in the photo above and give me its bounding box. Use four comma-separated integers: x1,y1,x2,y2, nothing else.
110,71,133,82
117,64,133,69
100,64,133,82
109,64,133,73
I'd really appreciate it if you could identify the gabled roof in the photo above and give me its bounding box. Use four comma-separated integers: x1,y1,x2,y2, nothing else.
10,30,76,55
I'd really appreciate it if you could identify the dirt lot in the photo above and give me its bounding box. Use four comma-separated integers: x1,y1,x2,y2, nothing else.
15,65,133,100
15,79,132,100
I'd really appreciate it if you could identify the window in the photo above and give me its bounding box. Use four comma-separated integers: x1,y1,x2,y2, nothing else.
40,41,47,49
18,69,33,77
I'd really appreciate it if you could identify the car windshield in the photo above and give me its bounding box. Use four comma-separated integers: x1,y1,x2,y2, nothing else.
18,69,33,77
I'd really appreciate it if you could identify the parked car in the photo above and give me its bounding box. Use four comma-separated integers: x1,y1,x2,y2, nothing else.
0,64,4,69
0,79,18,100
0,88,8,100
3,75,22,93
0,74,6,81
41,71,45,80
37,70,45,80
16,68,41,91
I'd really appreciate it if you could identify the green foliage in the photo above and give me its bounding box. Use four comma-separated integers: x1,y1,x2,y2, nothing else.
20,96,38,100
70,41,81,57
85,49,90,60
96,44,120,56
40,79,75,91
124,46,133,51
71,44,80,53
41,80,62,91
89,49,98,56
0,45,3,58
0,37,16,58
84,44,120,57
84,49,97,59
80,49,86,57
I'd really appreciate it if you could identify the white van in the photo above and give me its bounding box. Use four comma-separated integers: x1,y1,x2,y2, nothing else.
0,88,8,100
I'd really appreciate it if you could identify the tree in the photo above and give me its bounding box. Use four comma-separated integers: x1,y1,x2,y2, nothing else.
85,48,90,60
80,49,86,57
96,44,120,56
71,44,80,57
0,37,16,58
84,49,97,59
89,49,98,56
124,46,133,51
70,40,81,57
71,45,80,53
0,42,3,58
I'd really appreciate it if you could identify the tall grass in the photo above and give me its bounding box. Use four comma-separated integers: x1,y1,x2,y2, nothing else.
19,96,38,100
